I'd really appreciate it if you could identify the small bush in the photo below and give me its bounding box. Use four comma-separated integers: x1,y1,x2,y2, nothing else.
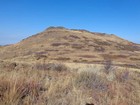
94,46,105,52
34,52,47,60
35,63,68,72
54,57,70,61
103,59,115,74
116,70,130,82
74,71,108,91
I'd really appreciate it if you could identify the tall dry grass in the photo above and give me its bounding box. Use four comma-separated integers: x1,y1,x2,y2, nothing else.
0,63,139,105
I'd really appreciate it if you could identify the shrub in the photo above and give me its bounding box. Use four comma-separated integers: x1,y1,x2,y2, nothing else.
74,71,108,91
116,70,130,82
34,52,48,60
54,57,70,61
35,63,68,72
103,59,115,74
94,46,105,52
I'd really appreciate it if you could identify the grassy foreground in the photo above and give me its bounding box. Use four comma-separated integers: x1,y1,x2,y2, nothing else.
0,63,140,105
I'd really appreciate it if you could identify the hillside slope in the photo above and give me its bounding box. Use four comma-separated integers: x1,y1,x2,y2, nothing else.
0,27,140,69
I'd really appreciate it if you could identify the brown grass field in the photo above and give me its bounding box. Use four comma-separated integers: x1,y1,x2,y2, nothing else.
0,62,140,105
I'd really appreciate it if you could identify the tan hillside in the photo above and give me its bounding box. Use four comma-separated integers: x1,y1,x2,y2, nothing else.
0,26,140,69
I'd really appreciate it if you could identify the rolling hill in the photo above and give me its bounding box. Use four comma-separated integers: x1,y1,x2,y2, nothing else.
0,26,140,69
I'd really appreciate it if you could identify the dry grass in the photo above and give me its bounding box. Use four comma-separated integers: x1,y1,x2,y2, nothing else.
0,63,140,105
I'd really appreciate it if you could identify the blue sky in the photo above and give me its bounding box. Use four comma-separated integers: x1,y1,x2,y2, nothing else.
0,0,140,45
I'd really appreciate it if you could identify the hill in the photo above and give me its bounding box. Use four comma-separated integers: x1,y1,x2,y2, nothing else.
0,26,140,69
